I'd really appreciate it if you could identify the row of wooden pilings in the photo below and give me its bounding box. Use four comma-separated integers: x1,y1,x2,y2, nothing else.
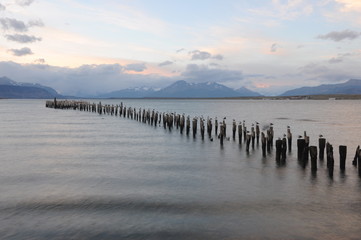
46,99,361,178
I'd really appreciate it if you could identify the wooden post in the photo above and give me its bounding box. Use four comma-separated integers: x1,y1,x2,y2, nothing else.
326,143,334,178
251,125,255,149
339,145,347,171
192,117,197,138
297,138,306,160
358,149,361,176
281,137,287,161
261,132,266,157
215,117,218,136
232,120,236,140
309,146,317,172
352,145,359,166
238,123,242,144
319,137,326,160
256,123,260,145
220,123,224,146
287,126,292,152
246,132,251,152
275,139,282,161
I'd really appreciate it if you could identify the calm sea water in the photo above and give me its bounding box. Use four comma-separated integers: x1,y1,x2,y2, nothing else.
1,99,361,240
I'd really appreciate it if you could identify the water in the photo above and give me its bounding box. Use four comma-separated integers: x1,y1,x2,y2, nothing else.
1,99,361,239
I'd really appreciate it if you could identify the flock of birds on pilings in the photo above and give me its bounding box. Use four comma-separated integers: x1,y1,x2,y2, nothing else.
45,99,361,179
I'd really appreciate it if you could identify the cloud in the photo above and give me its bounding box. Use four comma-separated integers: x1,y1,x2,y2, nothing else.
328,52,360,64
317,29,361,41
28,19,44,27
212,54,224,60
0,18,28,32
181,64,243,83
189,50,224,61
0,3,5,11
176,48,185,53
8,47,33,56
270,43,278,52
190,50,212,60
5,34,42,43
158,60,173,67
335,0,361,12
15,0,35,6
34,58,45,64
125,63,147,72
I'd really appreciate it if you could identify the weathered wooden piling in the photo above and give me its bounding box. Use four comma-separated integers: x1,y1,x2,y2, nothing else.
192,117,197,138
256,123,260,145
220,123,224,146
358,149,361,176
232,120,236,140
309,146,317,172
215,117,218,136
326,143,334,178
287,126,292,152
275,139,282,161
238,123,242,144
319,137,326,160
297,138,306,160
261,132,266,157
352,145,359,166
251,125,255,149
281,137,287,161
246,132,251,152
339,145,347,171
200,118,205,140
186,116,190,136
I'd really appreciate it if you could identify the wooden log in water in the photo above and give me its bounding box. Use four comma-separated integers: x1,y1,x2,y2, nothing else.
352,145,359,166
275,139,282,161
339,145,347,171
287,126,292,152
319,137,326,160
232,120,236,140
238,123,242,144
297,138,306,160
326,142,334,178
309,146,317,172
261,132,266,157
256,123,260,145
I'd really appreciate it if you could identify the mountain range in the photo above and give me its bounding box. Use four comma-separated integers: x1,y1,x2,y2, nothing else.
0,76,63,99
280,79,361,96
1,76,361,99
99,80,261,98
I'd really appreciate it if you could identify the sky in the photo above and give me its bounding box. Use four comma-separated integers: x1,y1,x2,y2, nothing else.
0,0,360,96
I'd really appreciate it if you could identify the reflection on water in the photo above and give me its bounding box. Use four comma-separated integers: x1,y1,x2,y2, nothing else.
0,99,361,239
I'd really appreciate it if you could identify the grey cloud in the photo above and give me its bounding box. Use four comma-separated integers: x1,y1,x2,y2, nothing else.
158,60,173,67
317,30,361,42
328,52,360,64
15,0,35,6
190,50,212,60
0,3,5,11
181,64,243,83
34,58,45,64
0,18,28,32
190,50,224,61
176,48,185,53
329,57,343,64
28,19,44,27
125,63,147,72
8,47,33,56
5,34,42,43
212,54,224,60
270,43,278,52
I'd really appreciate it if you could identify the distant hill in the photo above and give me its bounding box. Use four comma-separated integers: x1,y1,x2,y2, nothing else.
98,87,156,98
99,80,262,98
0,76,62,99
280,79,361,96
